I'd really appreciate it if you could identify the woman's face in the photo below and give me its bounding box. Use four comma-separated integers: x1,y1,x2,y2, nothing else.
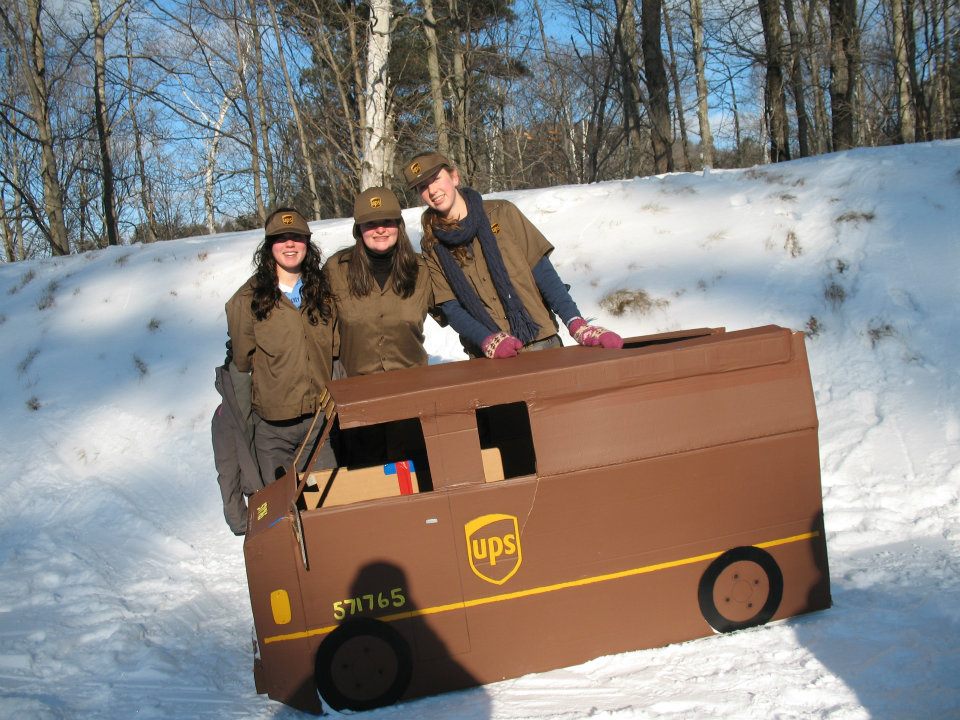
270,234,308,275
416,167,461,217
359,218,399,254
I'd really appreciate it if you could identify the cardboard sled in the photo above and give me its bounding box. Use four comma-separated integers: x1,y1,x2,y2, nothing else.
243,325,831,714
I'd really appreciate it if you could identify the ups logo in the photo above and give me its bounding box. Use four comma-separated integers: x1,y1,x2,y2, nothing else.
464,513,522,585
491,223,501,234
281,214,294,225
410,161,422,176
369,196,382,208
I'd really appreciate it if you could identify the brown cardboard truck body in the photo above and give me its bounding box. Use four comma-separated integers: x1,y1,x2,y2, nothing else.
243,325,831,713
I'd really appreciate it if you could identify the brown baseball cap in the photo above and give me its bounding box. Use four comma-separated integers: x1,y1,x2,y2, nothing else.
403,151,451,189
353,187,402,225
264,207,311,239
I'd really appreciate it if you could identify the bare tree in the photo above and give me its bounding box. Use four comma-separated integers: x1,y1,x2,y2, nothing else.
641,0,675,172
247,0,275,213
802,0,832,152
829,0,860,149
613,0,646,174
264,0,321,217
419,0,450,156
758,0,791,160
662,1,692,170
124,7,158,243
889,0,916,141
447,0,469,169
531,0,580,182
0,0,70,255
689,0,715,166
783,0,811,155
90,0,127,247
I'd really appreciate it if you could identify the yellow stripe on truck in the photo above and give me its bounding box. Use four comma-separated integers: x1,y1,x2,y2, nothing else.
262,531,819,645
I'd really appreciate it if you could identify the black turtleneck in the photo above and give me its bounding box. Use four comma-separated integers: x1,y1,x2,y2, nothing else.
365,244,395,290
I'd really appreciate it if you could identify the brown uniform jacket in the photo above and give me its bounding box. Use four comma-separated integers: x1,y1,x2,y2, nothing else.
225,277,334,421
423,199,559,345
325,248,434,376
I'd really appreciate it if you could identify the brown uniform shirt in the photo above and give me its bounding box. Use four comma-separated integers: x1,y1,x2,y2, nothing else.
423,199,559,343
225,278,334,422
325,249,434,376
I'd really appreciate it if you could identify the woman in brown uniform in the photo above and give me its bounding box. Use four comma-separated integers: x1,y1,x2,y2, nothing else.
403,151,623,359
225,206,337,483
323,187,434,473
324,187,433,376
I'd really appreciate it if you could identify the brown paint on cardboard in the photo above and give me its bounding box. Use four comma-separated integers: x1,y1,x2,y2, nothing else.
243,325,831,714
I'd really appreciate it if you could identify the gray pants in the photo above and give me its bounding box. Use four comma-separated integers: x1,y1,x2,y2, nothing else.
522,334,563,352
254,413,338,483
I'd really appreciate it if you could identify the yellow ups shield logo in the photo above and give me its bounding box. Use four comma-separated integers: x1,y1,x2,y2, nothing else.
465,514,522,585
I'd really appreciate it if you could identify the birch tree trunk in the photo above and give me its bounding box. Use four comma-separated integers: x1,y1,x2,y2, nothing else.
205,95,234,235
689,0,715,167
360,0,392,188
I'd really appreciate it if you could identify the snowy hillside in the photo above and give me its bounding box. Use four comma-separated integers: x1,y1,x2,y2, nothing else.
1,141,958,719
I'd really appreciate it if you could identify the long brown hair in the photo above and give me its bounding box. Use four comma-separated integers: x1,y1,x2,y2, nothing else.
347,220,420,298
250,238,333,324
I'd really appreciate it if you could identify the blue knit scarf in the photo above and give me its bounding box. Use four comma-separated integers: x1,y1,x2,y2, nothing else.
432,188,540,344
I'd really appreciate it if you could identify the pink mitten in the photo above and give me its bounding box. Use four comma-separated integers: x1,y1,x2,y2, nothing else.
482,331,524,359
568,317,624,349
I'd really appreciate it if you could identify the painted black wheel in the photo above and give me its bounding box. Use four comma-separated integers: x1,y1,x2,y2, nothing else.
698,546,784,633
315,618,412,712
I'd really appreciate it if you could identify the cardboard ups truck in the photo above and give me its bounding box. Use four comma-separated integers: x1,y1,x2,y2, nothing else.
243,324,831,713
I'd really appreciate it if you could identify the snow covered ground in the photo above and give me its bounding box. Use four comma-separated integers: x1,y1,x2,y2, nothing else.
1,141,958,719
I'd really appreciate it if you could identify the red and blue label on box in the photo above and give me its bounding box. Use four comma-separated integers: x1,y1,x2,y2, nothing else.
383,461,416,495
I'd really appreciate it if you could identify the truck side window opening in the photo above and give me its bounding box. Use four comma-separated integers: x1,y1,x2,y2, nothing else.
476,402,537,480
337,418,433,491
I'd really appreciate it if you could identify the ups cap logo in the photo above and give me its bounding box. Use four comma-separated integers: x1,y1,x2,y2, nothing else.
465,513,522,585
281,214,294,225
410,161,422,176
369,196,382,209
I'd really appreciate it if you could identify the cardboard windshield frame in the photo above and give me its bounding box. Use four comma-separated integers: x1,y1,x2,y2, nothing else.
243,324,831,714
